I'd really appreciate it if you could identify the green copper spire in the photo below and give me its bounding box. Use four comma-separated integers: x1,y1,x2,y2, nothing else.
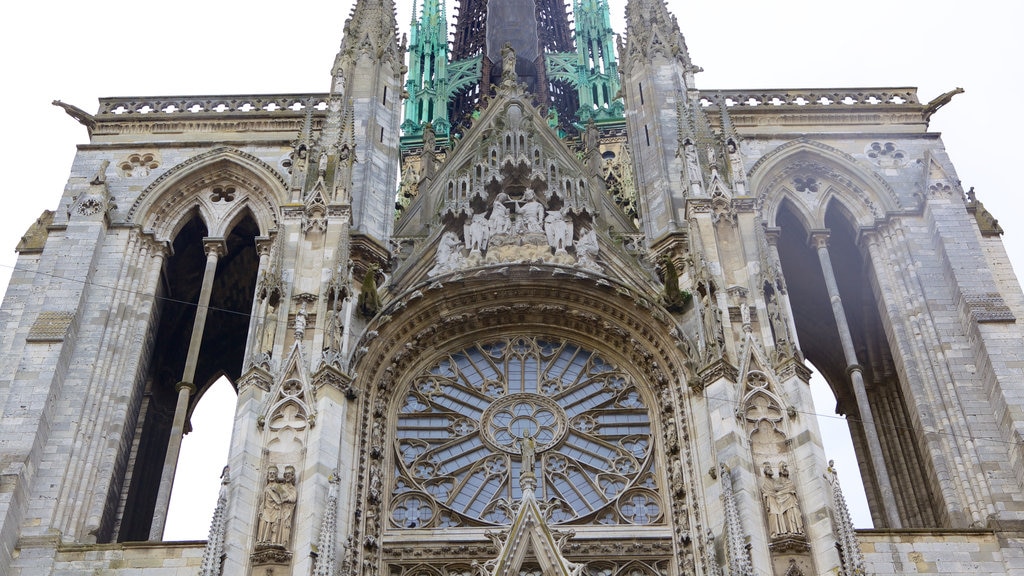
402,0,480,138
402,0,450,135
545,0,624,124
572,0,623,121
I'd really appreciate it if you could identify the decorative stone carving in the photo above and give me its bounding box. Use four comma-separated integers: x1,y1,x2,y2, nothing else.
199,466,230,576
313,472,341,576
720,465,753,576
294,302,309,340
118,152,159,177
826,461,866,576
760,462,803,538
258,302,279,365
429,231,465,276
256,465,298,550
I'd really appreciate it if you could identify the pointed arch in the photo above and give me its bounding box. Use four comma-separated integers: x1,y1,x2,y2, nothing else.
750,139,902,229
128,146,285,241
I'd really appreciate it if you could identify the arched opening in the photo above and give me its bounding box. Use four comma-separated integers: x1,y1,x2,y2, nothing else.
809,366,871,527
110,210,260,542
163,376,237,540
775,199,939,528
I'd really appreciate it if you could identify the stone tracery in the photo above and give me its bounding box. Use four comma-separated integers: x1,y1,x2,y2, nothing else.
389,336,659,528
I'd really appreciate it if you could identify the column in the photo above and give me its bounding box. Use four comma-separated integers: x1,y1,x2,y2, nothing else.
810,230,901,528
150,237,227,540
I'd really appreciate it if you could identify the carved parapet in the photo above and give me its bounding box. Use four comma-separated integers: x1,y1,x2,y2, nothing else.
97,93,331,118
699,88,919,109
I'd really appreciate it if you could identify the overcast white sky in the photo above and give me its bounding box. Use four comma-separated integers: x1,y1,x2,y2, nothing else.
1,0,1018,539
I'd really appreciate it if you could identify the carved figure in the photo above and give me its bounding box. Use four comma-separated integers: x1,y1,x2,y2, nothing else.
318,149,330,179
261,303,278,356
516,189,545,234
369,465,383,503
489,193,513,236
370,419,384,458
294,303,308,340
761,462,803,537
684,142,700,181
670,455,685,496
727,139,744,178
545,210,572,252
466,212,489,252
701,291,724,357
518,430,537,479
501,42,517,83
429,231,464,276
323,306,342,352
257,466,298,547
575,227,600,270
776,462,804,534
706,143,717,166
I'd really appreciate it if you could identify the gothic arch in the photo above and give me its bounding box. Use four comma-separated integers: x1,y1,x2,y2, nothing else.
760,148,942,528
750,139,902,229
346,272,700,574
128,147,285,240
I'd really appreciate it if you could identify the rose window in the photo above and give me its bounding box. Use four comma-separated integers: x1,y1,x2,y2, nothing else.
392,337,659,527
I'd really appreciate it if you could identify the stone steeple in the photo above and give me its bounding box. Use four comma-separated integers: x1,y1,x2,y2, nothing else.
619,0,699,243
331,0,406,242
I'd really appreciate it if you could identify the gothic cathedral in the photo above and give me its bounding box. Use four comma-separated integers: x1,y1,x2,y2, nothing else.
1,0,1022,574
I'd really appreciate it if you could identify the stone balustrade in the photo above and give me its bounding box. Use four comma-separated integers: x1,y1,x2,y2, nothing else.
96,94,331,117
699,87,920,108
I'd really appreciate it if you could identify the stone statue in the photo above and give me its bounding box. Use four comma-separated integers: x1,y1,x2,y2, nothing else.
429,231,464,276
257,465,298,547
323,305,342,352
575,227,600,271
760,461,803,537
518,430,537,480
684,142,700,182
670,455,685,496
701,291,724,357
368,465,382,503
465,212,489,252
501,42,517,84
260,302,278,356
776,462,803,534
294,302,308,340
489,193,513,236
545,209,572,252
516,189,545,234
318,149,330,179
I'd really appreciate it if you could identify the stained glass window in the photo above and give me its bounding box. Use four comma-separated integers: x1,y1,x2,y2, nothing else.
392,336,659,527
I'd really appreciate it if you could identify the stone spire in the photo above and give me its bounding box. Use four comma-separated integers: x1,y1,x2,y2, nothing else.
618,0,700,242
621,0,694,73
199,467,230,576
720,465,753,576
329,0,406,242
312,472,341,576
719,103,747,195
826,461,866,576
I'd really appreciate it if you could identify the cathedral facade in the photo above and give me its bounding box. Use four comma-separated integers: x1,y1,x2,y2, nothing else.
1,0,1023,574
